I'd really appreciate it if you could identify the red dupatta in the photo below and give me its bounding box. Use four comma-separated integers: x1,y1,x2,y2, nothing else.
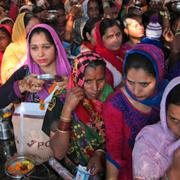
94,22,124,73
81,41,95,51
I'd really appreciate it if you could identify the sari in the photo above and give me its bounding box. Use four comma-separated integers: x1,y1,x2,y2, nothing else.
26,24,71,101
43,51,113,174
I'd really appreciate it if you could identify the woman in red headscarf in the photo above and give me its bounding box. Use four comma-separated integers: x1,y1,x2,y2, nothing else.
94,18,124,88
0,24,12,85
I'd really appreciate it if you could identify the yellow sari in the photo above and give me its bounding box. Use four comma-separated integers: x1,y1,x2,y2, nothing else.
1,13,27,84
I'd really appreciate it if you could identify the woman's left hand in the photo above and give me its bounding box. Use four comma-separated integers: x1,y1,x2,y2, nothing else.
87,151,104,176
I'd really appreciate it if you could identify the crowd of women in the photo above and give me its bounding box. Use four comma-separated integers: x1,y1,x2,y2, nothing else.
0,0,179,179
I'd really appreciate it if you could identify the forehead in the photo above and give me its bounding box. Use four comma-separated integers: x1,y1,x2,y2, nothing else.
127,68,155,80
30,31,49,43
57,9,65,14
84,65,105,77
126,17,142,25
88,1,99,8
167,104,180,119
104,25,120,35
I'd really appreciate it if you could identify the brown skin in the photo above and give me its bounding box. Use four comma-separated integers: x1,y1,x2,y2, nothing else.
0,30,11,52
167,104,180,139
124,17,144,47
162,148,180,180
106,68,157,179
87,0,100,18
18,74,45,94
18,31,68,94
50,65,106,176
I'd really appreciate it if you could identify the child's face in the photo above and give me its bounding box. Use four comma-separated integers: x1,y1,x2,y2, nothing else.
125,18,144,38
167,104,180,138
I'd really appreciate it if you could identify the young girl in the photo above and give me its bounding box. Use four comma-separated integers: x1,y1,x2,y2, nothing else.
133,76,180,180
102,43,167,180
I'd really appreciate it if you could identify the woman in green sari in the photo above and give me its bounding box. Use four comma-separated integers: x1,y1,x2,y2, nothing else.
43,51,113,176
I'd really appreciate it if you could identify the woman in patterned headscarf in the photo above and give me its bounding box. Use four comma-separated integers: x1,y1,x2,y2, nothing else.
44,51,113,176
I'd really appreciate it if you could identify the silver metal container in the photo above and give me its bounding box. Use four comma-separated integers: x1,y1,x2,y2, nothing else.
0,120,13,140
0,108,13,140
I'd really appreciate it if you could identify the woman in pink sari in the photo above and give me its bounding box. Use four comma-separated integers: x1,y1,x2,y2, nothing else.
0,24,71,108
133,76,180,180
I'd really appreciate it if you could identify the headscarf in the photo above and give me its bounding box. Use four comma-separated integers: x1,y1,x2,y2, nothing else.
133,77,180,179
1,13,27,83
0,24,12,51
94,21,124,73
0,17,14,25
19,5,33,13
27,24,71,99
12,13,26,43
72,51,105,87
0,24,12,52
123,43,168,108
68,51,113,124
0,24,12,84
160,76,180,155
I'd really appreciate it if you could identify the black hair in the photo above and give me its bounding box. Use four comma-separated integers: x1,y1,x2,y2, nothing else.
123,13,142,28
124,53,156,77
166,84,180,107
87,0,103,16
85,59,106,73
82,17,100,41
29,27,55,47
0,27,11,39
51,2,65,11
99,18,121,37
24,13,39,27
32,6,45,14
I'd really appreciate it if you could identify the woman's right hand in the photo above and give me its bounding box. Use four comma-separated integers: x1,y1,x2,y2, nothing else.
18,74,45,93
61,87,84,117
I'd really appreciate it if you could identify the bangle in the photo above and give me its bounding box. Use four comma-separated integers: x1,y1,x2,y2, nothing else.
58,120,71,131
60,115,71,122
56,129,69,134
67,14,74,21
95,149,105,153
